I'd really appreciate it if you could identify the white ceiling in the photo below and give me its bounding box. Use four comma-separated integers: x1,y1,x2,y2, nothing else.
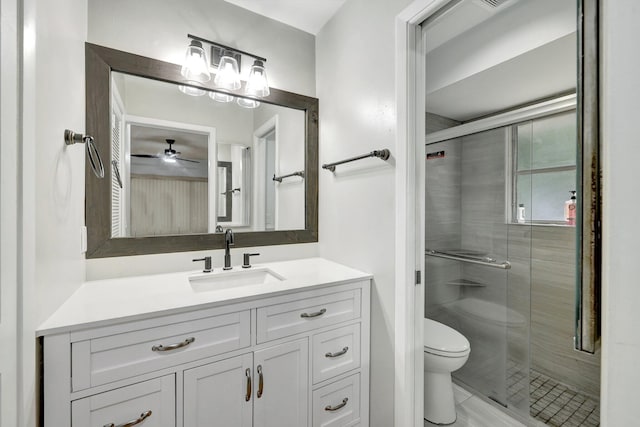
425,0,577,121
223,0,347,34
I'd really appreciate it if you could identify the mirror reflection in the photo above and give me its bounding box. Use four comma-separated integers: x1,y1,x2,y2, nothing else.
110,72,305,238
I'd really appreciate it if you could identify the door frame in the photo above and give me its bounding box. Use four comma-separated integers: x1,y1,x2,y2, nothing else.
394,1,454,426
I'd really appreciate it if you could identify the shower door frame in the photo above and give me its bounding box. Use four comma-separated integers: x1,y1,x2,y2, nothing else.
394,0,601,426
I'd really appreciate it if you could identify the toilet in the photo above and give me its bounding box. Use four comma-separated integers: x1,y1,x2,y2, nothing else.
423,318,471,425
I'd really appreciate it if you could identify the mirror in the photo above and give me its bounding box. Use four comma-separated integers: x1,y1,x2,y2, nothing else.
85,43,318,258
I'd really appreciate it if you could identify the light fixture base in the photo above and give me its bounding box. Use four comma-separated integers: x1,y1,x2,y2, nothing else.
211,46,242,71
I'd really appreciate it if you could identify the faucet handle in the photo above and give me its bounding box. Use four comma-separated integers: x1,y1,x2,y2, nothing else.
242,253,260,269
193,256,212,273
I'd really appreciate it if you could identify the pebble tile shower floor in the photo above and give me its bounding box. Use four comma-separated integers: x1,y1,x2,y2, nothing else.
529,369,600,427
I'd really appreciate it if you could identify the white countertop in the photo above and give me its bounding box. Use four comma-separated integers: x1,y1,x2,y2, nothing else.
37,257,372,336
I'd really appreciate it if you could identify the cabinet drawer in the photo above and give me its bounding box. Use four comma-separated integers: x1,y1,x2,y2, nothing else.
71,374,175,427
71,310,250,391
313,373,360,427
256,290,360,343
312,324,360,384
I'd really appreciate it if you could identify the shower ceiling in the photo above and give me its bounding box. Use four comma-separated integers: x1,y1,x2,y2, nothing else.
425,0,576,122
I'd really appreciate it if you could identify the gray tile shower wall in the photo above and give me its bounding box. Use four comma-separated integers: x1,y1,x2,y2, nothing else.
530,225,600,399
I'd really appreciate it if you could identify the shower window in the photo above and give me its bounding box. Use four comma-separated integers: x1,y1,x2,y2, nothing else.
512,111,577,224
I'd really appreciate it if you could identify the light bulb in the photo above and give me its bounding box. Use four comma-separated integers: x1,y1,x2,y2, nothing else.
178,85,206,97
236,97,260,109
214,52,241,90
209,91,234,103
163,157,177,163
245,60,270,98
180,40,211,83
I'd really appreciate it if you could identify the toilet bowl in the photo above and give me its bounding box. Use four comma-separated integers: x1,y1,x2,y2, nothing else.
423,318,470,425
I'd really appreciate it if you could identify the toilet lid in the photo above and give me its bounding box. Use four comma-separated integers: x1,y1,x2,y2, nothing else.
423,318,470,355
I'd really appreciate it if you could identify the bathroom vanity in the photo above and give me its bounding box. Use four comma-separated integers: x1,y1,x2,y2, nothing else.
38,258,371,427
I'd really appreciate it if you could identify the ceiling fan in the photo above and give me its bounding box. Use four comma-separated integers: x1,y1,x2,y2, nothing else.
130,139,200,163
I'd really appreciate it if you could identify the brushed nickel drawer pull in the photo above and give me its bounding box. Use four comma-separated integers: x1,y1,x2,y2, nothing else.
103,410,152,427
151,337,195,352
257,365,264,398
245,368,252,402
325,346,349,358
325,398,348,412
300,308,326,318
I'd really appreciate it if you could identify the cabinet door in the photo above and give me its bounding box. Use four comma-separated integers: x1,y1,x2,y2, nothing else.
253,339,309,427
183,353,253,427
71,374,175,427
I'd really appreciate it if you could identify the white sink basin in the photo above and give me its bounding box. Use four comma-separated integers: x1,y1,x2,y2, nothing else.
189,268,285,292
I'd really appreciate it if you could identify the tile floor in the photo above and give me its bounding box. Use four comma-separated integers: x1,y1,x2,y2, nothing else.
424,385,527,427
529,370,600,427
423,373,600,427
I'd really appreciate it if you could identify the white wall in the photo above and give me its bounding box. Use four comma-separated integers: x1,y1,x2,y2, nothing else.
316,0,412,425
1,0,20,425
600,1,640,425
88,0,316,97
254,104,306,230
86,0,319,279
17,1,89,426
33,0,88,326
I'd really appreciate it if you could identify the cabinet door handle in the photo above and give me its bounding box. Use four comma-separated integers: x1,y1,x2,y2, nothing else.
103,410,152,427
257,365,264,398
245,368,252,402
325,346,349,358
300,308,326,318
151,337,195,352
325,398,348,412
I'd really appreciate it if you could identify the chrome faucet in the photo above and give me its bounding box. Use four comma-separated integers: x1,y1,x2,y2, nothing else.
223,229,234,270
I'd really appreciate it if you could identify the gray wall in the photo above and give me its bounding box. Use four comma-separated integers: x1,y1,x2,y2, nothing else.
530,226,600,398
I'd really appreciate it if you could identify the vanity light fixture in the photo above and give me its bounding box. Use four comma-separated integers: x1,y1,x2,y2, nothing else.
214,51,242,90
236,97,261,109
209,91,234,103
182,34,270,105
179,40,211,96
245,60,270,97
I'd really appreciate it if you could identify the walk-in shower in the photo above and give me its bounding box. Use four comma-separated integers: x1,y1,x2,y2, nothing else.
425,105,599,426
422,0,601,425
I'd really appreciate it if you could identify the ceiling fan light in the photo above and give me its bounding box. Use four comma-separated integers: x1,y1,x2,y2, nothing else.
236,97,260,109
209,91,235,103
163,157,177,163
214,51,241,91
245,60,270,98
181,40,211,83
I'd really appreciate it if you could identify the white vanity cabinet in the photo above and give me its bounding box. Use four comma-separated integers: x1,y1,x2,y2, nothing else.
40,266,371,427
183,339,308,427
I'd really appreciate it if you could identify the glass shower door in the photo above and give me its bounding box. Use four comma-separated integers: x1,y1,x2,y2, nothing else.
425,125,532,418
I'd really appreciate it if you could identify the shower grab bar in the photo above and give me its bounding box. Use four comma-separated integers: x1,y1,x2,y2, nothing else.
322,149,390,172
425,249,511,270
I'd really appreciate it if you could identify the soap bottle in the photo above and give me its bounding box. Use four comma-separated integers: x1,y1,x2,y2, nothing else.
517,204,526,224
564,191,577,226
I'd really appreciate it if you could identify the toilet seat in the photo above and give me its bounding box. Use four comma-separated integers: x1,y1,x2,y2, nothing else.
424,318,470,357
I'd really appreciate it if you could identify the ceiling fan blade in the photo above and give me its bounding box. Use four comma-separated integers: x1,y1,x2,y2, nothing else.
175,157,200,163
131,154,162,159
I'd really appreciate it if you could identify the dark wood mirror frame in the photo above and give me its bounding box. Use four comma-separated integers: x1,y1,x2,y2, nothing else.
85,43,318,258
